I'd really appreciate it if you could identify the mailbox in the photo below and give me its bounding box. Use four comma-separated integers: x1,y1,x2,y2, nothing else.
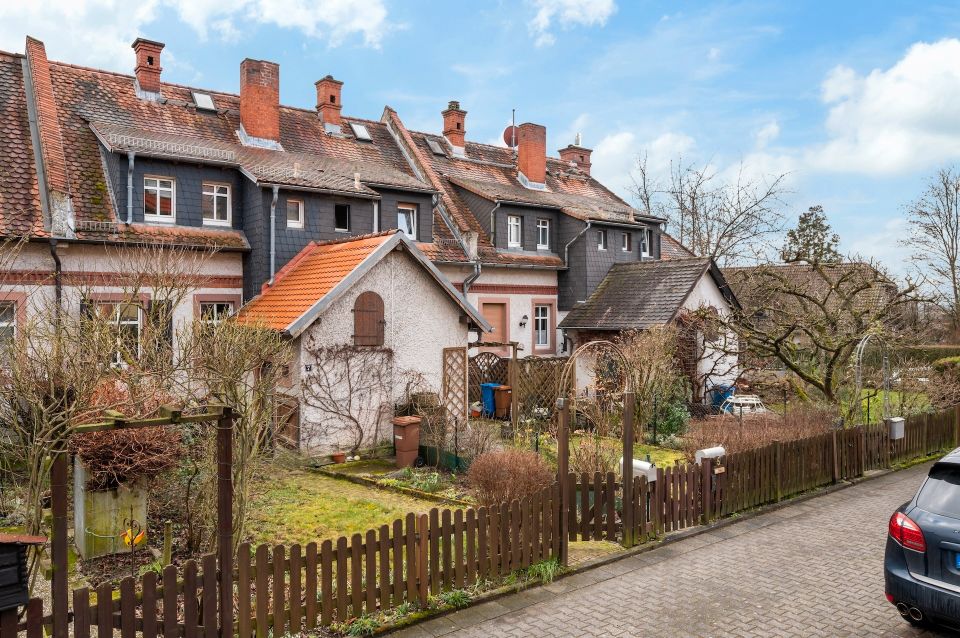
695,446,726,465
0,534,46,612
887,417,905,441
620,457,658,482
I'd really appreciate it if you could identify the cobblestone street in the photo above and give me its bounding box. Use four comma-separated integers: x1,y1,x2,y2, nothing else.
394,462,954,637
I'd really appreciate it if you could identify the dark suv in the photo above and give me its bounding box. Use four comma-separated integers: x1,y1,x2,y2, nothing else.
885,450,960,630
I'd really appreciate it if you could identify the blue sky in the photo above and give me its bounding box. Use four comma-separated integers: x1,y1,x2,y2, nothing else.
4,1,960,271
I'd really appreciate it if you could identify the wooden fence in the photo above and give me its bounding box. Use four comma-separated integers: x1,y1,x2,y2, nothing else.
5,406,960,638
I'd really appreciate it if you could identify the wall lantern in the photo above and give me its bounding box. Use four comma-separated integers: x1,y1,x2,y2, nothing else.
519,314,528,328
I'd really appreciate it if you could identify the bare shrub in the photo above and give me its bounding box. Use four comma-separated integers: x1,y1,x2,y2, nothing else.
71,427,182,491
467,449,553,508
569,437,620,477
682,404,837,456
459,420,499,461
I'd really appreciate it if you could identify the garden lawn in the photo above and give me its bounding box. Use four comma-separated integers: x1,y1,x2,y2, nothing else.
245,468,458,547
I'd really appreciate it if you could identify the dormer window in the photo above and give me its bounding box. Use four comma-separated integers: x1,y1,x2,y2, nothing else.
144,177,175,223
398,204,418,240
507,215,522,248
201,183,230,226
597,229,607,251
640,228,653,257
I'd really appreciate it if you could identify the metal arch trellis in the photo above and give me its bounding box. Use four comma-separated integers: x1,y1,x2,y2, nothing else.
853,333,892,424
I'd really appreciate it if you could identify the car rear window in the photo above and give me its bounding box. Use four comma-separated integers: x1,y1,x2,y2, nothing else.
916,464,960,517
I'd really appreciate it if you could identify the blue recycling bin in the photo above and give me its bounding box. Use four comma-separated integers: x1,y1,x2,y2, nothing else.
710,385,735,409
480,382,500,417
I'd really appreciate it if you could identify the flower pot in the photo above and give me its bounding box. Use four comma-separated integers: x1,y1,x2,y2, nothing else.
331,452,347,464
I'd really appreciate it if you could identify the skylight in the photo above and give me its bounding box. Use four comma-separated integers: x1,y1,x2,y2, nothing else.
350,122,372,141
192,91,216,111
427,138,446,156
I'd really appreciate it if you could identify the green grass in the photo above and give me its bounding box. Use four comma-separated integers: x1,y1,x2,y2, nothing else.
245,468,460,546
847,390,929,424
532,435,686,469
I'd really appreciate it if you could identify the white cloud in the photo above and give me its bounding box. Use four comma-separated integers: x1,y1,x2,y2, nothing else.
591,130,695,195
528,0,617,48
0,0,388,72
806,38,960,175
754,120,780,149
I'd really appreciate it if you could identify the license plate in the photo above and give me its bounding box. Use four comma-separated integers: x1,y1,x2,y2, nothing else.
954,554,960,570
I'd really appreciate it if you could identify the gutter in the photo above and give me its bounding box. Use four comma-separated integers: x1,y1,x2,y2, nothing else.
268,185,279,284
126,152,135,224
563,221,592,269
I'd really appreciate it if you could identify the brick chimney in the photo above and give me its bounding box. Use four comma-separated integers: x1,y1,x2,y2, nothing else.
517,123,547,187
559,139,592,176
132,38,164,94
442,100,467,149
240,59,280,142
315,75,343,129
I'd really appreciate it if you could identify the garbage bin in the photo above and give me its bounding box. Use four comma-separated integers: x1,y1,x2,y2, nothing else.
392,416,422,468
494,385,512,419
480,382,500,417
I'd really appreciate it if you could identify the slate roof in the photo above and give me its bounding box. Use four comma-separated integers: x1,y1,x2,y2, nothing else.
559,258,734,330
237,230,489,336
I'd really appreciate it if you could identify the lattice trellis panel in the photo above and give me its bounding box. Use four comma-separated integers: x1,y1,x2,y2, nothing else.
442,347,468,426
514,356,569,427
467,351,509,403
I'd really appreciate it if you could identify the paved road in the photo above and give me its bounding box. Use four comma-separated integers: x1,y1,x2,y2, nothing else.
394,462,955,637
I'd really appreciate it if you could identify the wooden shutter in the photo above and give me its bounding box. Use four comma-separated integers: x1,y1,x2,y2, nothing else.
352,291,384,346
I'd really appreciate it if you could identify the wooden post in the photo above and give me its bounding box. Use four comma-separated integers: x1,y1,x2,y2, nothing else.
510,342,519,433
556,397,570,567
50,451,69,638
621,391,635,548
417,514,429,607
216,407,234,638
162,520,173,566
701,457,714,524
774,440,782,502
1,608,18,638
831,429,840,484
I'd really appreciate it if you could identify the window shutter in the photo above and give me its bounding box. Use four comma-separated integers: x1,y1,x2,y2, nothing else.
352,291,384,346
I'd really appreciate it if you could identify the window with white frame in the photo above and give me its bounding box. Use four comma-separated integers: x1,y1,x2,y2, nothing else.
640,228,652,257
201,183,230,225
200,301,234,324
597,229,607,250
97,302,142,366
0,301,16,347
287,199,304,229
398,204,418,239
144,177,175,222
537,218,550,249
335,204,351,232
534,304,550,347
621,232,632,252
507,215,522,248
373,201,380,233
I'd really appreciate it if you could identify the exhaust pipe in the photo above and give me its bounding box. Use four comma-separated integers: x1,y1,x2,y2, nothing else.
896,602,909,617
909,607,923,621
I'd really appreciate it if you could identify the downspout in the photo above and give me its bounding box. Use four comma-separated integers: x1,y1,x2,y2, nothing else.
462,259,481,296
49,238,62,324
563,220,592,268
268,185,279,284
488,201,501,246
126,152,135,224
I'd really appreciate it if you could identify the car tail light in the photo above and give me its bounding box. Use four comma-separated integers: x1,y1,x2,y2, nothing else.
885,592,895,604
889,511,926,552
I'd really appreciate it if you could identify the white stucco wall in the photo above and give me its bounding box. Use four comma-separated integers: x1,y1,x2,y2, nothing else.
438,264,562,357
297,250,470,453
682,273,739,397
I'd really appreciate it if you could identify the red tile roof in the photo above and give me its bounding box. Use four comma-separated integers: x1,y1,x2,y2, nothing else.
661,233,695,259
237,231,398,331
0,52,42,237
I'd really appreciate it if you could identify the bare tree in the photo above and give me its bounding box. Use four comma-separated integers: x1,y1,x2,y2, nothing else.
300,341,394,455
726,259,922,408
631,155,788,265
902,167,960,332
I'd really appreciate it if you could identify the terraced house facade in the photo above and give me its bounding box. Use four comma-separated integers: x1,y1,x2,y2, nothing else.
0,35,681,363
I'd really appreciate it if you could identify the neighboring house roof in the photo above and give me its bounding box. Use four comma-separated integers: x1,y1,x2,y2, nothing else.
559,258,739,331
0,52,42,237
723,262,898,316
660,232,695,259
237,230,490,337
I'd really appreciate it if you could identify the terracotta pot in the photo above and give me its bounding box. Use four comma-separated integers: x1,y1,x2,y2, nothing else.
331,452,347,464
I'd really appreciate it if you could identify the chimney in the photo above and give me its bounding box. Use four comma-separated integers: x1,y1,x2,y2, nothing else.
559,137,592,176
315,75,343,130
517,122,547,187
132,38,164,94
240,59,280,142
442,100,467,149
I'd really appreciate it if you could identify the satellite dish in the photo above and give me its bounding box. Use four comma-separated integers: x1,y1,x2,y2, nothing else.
502,125,519,148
